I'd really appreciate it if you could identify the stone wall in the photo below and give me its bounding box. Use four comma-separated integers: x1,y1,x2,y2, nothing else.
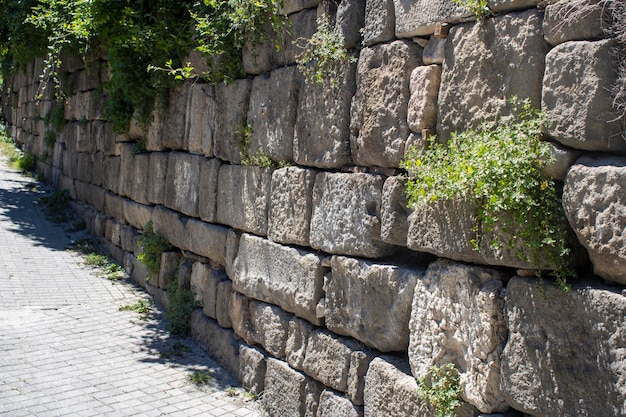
2,0,626,416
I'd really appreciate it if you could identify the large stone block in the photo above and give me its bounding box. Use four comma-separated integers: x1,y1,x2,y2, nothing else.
407,65,441,133
335,0,365,50
184,83,215,156
543,0,607,45
102,156,120,194
393,0,469,38
268,167,316,246
563,156,626,285
302,330,358,393
488,0,540,13
350,41,422,168
164,152,203,218
190,261,211,306
120,144,150,204
123,199,153,231
286,316,315,371
147,152,168,205
160,84,189,150
213,79,252,164
310,172,395,258
263,358,323,417
240,344,266,396
229,291,255,346
280,0,321,15
501,277,626,417
151,205,187,250
437,10,548,141
409,259,508,413
216,164,272,236
363,0,395,46
248,66,301,164
185,219,229,266
190,310,240,379
215,279,232,328
250,301,291,358
317,390,362,417
294,60,356,169
327,256,422,352
198,157,220,223
232,234,326,325
543,39,625,152
380,176,410,246
104,192,125,222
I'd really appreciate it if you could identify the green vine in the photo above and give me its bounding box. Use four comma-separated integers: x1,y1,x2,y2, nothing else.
452,0,491,20
402,98,574,289
417,363,462,417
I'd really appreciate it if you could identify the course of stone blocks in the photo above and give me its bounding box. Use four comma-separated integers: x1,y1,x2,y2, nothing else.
2,0,625,416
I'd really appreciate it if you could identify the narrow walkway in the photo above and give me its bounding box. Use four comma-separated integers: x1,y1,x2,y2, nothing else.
0,157,262,416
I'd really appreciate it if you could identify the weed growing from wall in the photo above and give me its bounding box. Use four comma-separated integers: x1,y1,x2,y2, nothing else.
417,363,462,417
452,0,490,20
39,189,71,223
402,98,574,289
137,221,172,278
166,281,196,336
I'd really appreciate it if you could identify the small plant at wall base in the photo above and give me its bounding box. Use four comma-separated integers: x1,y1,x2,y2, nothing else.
165,281,196,336
401,98,574,290
137,221,172,278
417,363,462,417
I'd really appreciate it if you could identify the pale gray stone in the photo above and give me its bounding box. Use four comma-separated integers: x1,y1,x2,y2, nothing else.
123,199,153,231
120,144,150,204
216,164,271,236
184,82,215,156
438,10,549,141
347,350,375,406
542,142,582,182
302,330,355,392
335,0,365,50
393,0,470,38
488,0,540,12
225,229,240,280
185,219,229,266
240,344,266,396
350,41,422,168
363,0,396,46
104,191,125,222
423,36,446,65
380,176,410,246
317,390,362,417
250,301,291,358
268,167,316,246
213,79,252,164
294,59,356,169
233,234,326,325
190,310,240,379
327,256,422,352
198,157,220,223
151,206,187,251
164,152,202,217
543,39,625,152
161,84,189,150
408,64,441,132
286,316,314,371
310,172,396,258
543,0,607,45
190,261,210,306
280,0,321,15
563,156,626,285
229,291,255,346
263,358,322,417
215,279,232,328
501,277,626,417
248,66,301,164
147,152,168,205
102,156,120,194
158,251,180,290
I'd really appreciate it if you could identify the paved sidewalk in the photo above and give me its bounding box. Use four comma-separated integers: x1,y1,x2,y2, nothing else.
0,157,263,416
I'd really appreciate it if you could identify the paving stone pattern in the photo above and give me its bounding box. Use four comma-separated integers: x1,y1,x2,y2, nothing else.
0,157,262,416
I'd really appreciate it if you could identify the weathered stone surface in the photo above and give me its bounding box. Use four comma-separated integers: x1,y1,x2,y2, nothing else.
164,152,202,218
213,79,252,164
302,330,356,392
409,259,508,413
294,60,356,169
286,316,314,371
250,301,291,359
280,0,320,15
190,310,240,379
121,145,150,204
233,234,326,325
104,191,125,222
423,36,446,65
102,156,120,194
240,344,266,396
380,176,410,246
327,256,422,352
216,165,271,236
158,251,180,290
542,142,582,182
185,219,229,266
229,291,255,346
393,0,470,37
198,158,220,223
317,390,362,417
347,350,375,406
335,0,365,50
123,199,153,231
147,152,168,205
543,39,625,152
310,172,395,258
543,0,606,45
363,0,395,46
190,261,209,306
215,279,232,328
161,84,189,150
263,358,322,417
225,229,240,280
408,65,441,132
185,82,215,156
268,167,316,246
488,0,540,12
151,205,187,251
501,276,626,417
438,10,548,141
248,66,301,164
350,41,422,168
563,156,626,285
120,225,138,254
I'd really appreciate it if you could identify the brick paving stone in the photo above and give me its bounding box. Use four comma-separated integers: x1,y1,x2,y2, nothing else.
0,156,264,416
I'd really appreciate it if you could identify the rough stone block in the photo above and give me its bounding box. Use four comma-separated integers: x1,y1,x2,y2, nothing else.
197,263,227,320
233,234,326,325
286,316,314,371
120,225,138,254
151,205,187,251
147,152,168,205
164,152,203,217
268,167,316,246
350,41,422,168
335,0,366,50
347,350,375,406
185,82,215,156
407,64,441,132
409,259,508,413
225,229,240,280
216,164,272,236
105,218,122,246
229,291,255,346
363,0,395,46
185,219,229,266
543,39,625,152
123,199,153,231
158,251,181,290
240,344,266,396
161,84,189,150
310,172,395,258
302,330,358,392
317,390,362,417
543,0,607,45
542,142,583,182
280,0,320,15
380,176,410,246
190,261,210,306
248,66,301,164
120,144,150,204
488,0,541,12
104,191,125,222
198,158,220,223
213,79,252,164
190,310,240,379
102,156,120,194
263,358,322,417
501,277,626,417
327,256,422,352
437,10,549,141
563,156,626,285
215,279,232,328
393,0,469,37
250,301,291,358
423,36,446,65
294,59,356,169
